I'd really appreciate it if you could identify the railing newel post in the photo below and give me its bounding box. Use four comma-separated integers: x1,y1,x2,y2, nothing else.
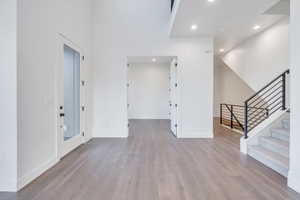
282,73,286,110
220,104,223,125
230,105,233,128
244,101,248,139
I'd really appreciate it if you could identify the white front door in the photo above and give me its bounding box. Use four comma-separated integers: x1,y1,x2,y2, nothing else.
57,36,85,158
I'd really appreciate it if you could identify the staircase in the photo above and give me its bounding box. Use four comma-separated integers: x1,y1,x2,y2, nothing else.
248,114,290,177
220,69,290,177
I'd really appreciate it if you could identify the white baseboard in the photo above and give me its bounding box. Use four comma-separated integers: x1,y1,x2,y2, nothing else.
84,136,93,143
240,137,247,154
0,180,17,192
178,130,214,138
288,171,300,193
17,157,59,191
92,128,128,138
128,118,170,120
93,135,128,138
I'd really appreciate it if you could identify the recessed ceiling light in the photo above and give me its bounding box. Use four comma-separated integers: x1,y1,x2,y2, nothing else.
191,24,198,31
152,58,157,62
208,0,215,2
219,49,225,53
253,25,261,30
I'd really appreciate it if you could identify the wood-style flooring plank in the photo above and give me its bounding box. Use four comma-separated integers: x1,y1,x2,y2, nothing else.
0,119,299,200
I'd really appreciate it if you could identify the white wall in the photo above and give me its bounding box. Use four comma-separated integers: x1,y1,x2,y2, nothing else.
214,57,254,117
288,0,300,193
223,17,289,91
91,0,214,138
0,0,18,191
128,63,170,119
17,0,92,190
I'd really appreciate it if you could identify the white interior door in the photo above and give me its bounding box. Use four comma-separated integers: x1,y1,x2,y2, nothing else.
170,59,178,136
57,37,84,158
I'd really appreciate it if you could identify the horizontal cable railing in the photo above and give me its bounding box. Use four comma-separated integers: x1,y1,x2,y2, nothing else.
220,104,244,131
220,104,269,132
244,69,290,139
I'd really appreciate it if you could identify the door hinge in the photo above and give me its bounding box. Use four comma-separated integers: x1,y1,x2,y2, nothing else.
82,56,85,61
175,104,178,108
175,63,178,67
82,132,85,136
128,123,130,128
175,83,178,87
175,124,178,128
81,106,85,111
81,80,85,86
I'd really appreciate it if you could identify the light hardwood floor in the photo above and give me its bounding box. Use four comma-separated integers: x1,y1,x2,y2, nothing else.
1,119,299,200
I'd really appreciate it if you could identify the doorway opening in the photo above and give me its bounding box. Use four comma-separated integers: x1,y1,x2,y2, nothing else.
126,56,179,137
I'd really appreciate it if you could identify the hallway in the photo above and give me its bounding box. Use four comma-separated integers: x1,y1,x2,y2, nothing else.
1,120,299,200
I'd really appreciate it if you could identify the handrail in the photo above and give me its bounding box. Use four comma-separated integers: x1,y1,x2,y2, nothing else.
245,69,289,102
244,69,290,139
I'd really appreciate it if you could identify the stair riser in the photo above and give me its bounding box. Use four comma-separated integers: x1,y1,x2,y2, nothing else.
260,139,289,158
282,120,289,129
248,149,288,177
272,131,290,142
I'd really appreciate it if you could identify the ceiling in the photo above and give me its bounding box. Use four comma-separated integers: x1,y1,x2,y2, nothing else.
170,0,288,54
264,0,290,15
127,56,176,64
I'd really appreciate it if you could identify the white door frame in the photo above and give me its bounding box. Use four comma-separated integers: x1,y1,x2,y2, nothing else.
170,58,179,137
126,63,130,137
56,34,86,159
126,56,180,138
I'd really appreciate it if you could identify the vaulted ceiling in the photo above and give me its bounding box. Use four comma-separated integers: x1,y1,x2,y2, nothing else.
170,0,289,54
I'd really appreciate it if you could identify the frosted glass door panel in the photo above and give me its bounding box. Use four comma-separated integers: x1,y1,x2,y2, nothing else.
64,45,80,141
